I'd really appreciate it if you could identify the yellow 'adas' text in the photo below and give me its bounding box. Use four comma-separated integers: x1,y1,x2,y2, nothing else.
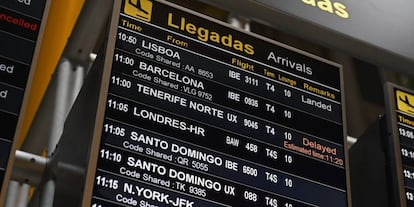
302,0,349,19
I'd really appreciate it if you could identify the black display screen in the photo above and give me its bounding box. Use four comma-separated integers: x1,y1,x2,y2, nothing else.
0,0,47,194
392,88,414,206
89,0,349,206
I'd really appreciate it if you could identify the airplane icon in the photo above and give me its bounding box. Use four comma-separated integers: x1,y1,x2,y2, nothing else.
399,95,414,113
124,0,152,22
129,0,149,14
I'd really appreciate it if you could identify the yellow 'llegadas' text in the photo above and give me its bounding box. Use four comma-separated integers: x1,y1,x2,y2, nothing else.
167,13,255,55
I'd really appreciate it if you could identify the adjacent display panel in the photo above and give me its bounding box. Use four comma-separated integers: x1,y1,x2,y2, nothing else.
385,83,414,207
83,0,350,206
0,0,50,203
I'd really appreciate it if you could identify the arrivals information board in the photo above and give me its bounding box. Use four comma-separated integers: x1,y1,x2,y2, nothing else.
84,0,350,206
0,0,49,202
385,84,414,207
